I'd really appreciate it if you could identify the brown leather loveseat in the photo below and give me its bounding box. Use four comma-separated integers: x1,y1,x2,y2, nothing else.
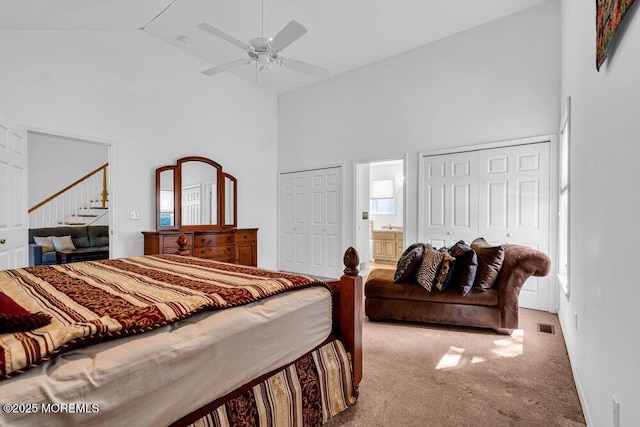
365,243,551,334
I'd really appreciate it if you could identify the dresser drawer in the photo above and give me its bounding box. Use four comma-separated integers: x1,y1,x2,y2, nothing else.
193,244,234,258
211,255,235,263
162,234,193,250
235,230,257,243
194,233,234,247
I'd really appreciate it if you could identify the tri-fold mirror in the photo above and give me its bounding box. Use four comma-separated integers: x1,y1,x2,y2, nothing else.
155,156,237,230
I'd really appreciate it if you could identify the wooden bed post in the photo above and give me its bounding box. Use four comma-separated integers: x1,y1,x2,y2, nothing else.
329,247,363,390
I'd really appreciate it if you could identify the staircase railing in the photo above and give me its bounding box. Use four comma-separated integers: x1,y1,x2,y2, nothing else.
29,163,109,228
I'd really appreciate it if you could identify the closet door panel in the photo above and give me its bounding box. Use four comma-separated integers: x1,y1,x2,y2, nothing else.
279,173,309,273
478,143,549,245
420,152,477,247
478,142,550,311
308,168,342,277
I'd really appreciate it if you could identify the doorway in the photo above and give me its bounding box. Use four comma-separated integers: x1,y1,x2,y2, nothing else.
355,158,405,274
27,129,117,262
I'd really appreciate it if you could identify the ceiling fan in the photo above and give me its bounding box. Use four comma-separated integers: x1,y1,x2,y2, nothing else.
196,1,329,79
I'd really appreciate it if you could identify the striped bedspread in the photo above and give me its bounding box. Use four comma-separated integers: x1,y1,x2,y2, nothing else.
0,255,326,378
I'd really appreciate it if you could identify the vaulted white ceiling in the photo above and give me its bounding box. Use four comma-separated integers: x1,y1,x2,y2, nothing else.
0,0,552,93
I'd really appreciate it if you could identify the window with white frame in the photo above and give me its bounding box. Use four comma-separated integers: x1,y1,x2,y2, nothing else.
558,97,571,296
370,179,395,215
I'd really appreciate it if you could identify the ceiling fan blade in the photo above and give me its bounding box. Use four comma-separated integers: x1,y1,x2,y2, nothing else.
269,20,307,53
197,22,251,51
280,58,330,78
202,59,250,76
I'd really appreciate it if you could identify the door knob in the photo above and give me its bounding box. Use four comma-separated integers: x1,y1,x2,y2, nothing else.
507,233,512,237
0,238,5,244
446,231,452,235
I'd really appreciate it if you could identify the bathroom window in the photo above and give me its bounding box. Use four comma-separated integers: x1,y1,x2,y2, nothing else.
370,179,395,215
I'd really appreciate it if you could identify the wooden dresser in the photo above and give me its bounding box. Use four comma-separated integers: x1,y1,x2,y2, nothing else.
142,228,258,267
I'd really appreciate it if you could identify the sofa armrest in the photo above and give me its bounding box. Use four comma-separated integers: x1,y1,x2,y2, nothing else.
496,244,551,328
29,244,43,267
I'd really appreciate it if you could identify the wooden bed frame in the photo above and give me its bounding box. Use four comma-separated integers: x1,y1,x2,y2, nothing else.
327,246,363,391
170,246,364,426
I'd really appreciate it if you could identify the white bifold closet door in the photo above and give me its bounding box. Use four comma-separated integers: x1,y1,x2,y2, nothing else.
420,142,550,311
279,167,342,279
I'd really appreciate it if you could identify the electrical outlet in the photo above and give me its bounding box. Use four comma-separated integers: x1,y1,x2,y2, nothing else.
574,311,578,330
129,211,140,220
613,396,619,427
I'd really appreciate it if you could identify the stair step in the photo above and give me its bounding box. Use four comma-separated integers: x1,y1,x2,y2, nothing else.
72,214,99,217
81,207,109,210
58,222,87,226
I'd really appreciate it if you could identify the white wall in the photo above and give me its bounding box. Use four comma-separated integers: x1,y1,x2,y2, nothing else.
559,1,640,425
28,132,108,207
0,30,279,267
279,1,560,253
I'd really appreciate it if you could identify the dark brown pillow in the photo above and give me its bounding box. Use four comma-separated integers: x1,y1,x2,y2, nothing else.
416,244,444,292
471,237,505,291
393,243,425,283
0,292,52,334
434,249,456,292
448,241,478,296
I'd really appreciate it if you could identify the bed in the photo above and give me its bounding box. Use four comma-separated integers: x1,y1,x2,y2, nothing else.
0,250,362,426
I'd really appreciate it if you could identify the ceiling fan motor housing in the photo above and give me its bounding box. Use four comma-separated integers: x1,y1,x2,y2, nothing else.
248,38,278,68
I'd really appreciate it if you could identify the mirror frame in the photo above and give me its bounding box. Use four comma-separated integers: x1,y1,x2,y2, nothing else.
156,156,238,231
156,165,178,230
223,172,238,228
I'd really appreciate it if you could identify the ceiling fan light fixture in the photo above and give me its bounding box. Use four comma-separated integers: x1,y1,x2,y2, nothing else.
257,53,271,66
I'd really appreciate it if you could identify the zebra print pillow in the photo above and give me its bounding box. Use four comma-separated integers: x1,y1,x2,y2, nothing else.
416,244,445,292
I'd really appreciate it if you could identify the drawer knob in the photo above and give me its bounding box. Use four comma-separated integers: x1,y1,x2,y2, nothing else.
243,234,248,239
200,250,206,254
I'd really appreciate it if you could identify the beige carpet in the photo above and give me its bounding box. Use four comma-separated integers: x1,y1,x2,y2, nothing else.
326,308,585,427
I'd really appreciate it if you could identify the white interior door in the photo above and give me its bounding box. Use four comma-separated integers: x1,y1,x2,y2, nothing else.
478,142,550,310
420,151,478,248
279,167,343,278
308,168,342,278
0,112,28,269
279,172,309,273
181,184,201,225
